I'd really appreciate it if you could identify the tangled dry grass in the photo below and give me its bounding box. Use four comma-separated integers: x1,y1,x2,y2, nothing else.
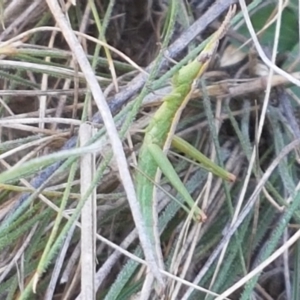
0,0,300,299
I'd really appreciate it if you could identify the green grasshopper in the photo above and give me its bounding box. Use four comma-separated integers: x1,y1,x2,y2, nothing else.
136,6,236,262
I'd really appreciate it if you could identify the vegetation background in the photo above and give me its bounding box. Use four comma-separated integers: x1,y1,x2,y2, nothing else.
0,0,299,299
